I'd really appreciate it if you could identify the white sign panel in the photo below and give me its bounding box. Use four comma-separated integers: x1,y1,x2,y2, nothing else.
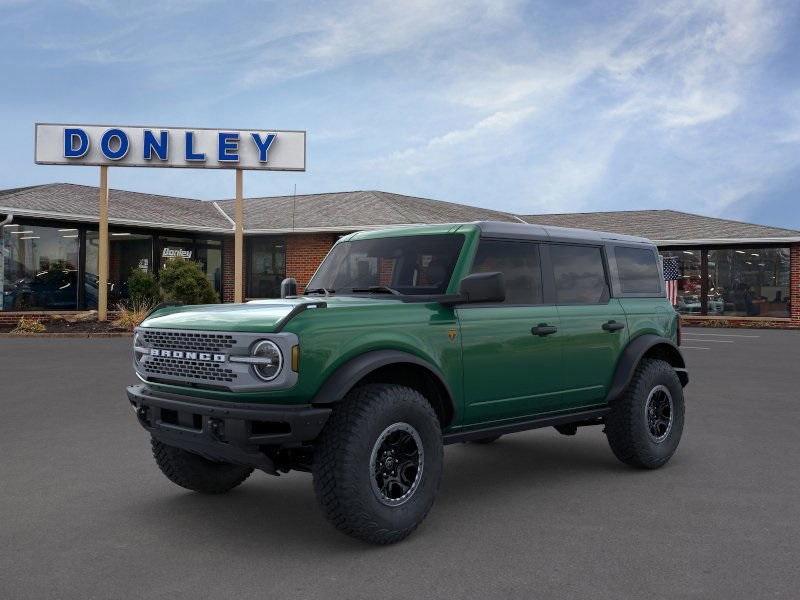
34,123,306,171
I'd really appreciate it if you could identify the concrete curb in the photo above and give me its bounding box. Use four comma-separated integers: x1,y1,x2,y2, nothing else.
0,332,133,338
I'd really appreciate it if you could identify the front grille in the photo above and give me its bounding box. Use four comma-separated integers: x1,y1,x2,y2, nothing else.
144,355,238,383
141,330,237,353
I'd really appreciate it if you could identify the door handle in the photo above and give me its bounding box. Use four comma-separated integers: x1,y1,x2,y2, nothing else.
602,320,625,332
531,323,558,337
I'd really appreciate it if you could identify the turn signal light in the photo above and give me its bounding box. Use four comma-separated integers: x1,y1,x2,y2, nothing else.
291,345,300,372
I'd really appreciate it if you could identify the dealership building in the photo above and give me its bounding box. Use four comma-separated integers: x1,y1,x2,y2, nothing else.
1,182,799,328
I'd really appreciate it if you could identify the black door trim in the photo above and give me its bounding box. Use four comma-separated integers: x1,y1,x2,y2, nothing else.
443,406,610,444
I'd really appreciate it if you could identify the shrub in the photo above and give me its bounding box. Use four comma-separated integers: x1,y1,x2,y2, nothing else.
11,316,46,334
159,259,219,305
113,300,156,331
128,269,161,305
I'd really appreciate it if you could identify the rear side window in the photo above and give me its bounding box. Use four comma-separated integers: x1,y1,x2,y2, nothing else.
550,245,609,304
615,246,661,294
470,239,543,304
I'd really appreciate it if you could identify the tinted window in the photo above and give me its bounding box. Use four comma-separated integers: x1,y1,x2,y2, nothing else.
551,245,609,304
470,239,542,304
308,234,464,295
615,246,661,294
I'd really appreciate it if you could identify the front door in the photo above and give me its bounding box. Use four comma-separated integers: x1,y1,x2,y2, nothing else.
458,239,564,426
549,243,629,408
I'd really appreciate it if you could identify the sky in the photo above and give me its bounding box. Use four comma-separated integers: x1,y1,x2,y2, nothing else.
1,0,799,228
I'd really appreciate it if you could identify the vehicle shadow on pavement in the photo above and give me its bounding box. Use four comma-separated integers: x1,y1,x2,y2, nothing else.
127,431,627,550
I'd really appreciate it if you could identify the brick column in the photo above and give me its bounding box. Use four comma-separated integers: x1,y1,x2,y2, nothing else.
222,237,236,303
791,244,800,325
285,233,338,293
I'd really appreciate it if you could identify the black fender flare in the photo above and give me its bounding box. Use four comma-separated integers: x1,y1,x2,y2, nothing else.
605,334,688,403
311,349,456,418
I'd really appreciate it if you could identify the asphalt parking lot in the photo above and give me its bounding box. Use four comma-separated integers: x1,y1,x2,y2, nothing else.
1,328,799,599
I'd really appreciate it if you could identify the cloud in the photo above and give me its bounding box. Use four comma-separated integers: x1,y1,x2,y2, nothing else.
378,106,536,175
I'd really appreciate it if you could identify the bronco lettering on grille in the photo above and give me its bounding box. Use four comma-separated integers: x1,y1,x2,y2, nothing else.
149,348,226,362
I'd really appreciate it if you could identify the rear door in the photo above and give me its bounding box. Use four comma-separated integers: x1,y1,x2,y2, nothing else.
549,243,628,409
458,238,563,426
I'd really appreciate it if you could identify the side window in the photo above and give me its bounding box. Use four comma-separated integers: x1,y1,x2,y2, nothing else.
470,239,542,304
615,246,661,295
550,244,609,304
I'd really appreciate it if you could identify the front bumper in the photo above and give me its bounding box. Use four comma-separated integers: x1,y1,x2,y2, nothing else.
127,384,331,473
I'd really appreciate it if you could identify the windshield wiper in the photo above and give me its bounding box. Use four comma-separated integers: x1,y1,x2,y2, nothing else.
350,285,402,295
304,287,334,296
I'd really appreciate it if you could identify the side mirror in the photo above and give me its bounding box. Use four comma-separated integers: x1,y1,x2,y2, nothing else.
458,272,505,304
280,277,298,298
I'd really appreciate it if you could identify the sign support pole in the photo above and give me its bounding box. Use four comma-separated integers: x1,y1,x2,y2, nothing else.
234,168,244,303
98,166,109,321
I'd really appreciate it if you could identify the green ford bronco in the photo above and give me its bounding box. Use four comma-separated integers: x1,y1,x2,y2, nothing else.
127,221,688,544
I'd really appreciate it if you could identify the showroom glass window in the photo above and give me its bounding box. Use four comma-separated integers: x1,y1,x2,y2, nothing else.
707,248,790,318
659,250,702,314
196,240,223,297
1,223,80,310
85,230,154,308
248,237,286,298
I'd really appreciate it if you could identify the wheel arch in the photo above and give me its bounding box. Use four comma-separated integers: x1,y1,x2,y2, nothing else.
311,350,456,428
606,334,688,403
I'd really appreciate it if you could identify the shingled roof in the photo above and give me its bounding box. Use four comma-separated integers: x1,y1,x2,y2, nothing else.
215,190,521,231
1,183,798,243
0,183,230,232
521,210,800,243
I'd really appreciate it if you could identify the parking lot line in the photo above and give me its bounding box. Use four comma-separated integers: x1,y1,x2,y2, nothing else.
680,346,710,350
681,338,733,343
682,332,760,338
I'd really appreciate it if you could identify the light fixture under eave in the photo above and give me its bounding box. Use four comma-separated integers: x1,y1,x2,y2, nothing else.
3,223,19,228
62,234,79,238
58,228,78,232
19,236,40,240
111,232,131,236
11,230,34,235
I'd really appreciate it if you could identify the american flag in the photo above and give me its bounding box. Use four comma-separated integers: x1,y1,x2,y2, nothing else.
662,256,680,305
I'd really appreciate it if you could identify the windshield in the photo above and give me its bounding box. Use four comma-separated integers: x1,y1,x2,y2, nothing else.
307,234,465,296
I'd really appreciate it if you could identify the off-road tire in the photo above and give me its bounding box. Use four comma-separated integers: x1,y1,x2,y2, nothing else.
471,434,502,444
312,384,443,544
151,438,253,494
605,358,684,469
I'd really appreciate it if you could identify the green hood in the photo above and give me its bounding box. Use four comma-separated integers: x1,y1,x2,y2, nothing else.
140,296,401,333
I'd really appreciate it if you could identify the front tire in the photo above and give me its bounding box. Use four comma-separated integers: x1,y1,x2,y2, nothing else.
151,438,253,494
605,358,685,469
312,384,443,544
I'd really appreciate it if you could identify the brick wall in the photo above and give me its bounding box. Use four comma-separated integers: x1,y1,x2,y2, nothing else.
791,243,800,324
222,237,236,303
286,234,338,293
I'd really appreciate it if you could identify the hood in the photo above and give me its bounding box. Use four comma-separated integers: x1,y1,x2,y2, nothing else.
140,295,402,333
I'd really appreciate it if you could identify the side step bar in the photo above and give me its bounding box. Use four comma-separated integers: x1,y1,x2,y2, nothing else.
442,407,610,445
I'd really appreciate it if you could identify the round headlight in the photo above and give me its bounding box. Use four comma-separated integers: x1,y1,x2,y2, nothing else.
251,340,283,381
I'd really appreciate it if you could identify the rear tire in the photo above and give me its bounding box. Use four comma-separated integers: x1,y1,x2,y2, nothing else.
605,358,684,469
151,438,253,494
312,384,443,544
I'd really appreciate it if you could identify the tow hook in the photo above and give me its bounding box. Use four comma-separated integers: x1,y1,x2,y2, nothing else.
208,418,224,441
134,405,150,426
